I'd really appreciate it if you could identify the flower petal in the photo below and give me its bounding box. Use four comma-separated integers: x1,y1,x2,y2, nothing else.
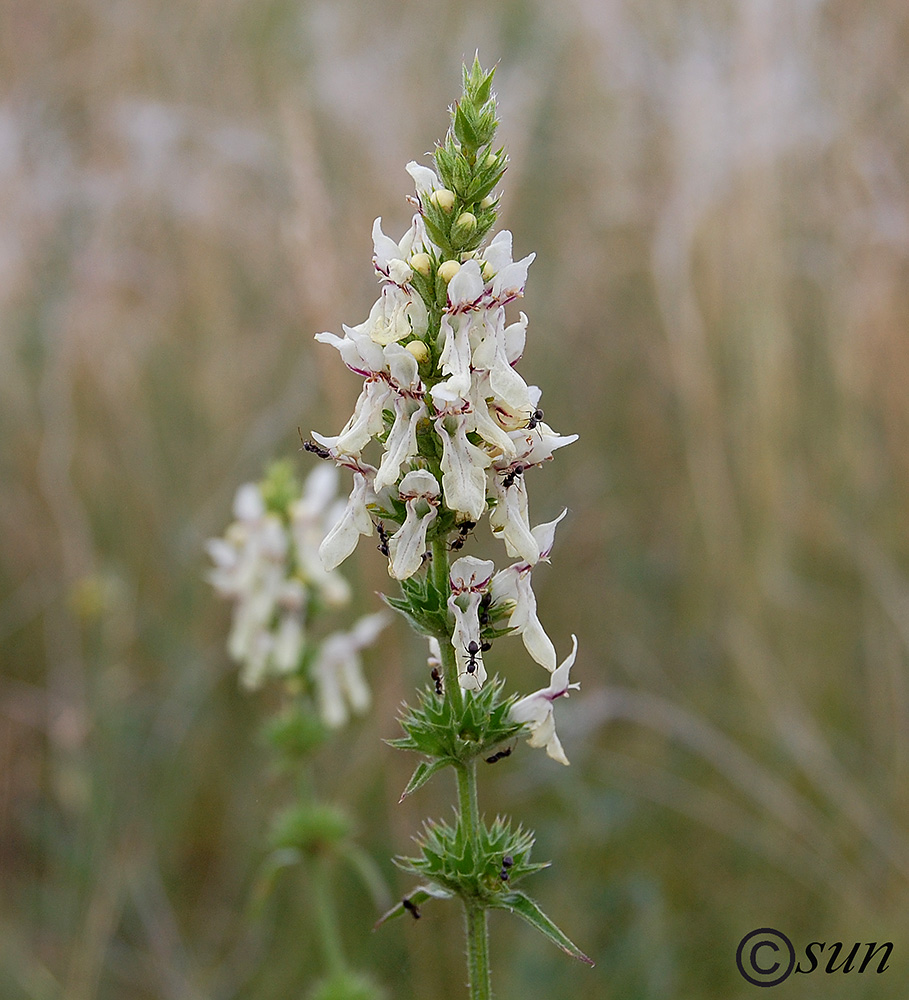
318,473,374,571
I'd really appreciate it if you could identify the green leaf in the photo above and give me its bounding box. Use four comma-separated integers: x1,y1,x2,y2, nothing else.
399,758,452,801
373,883,454,929
454,102,480,149
248,847,303,916
339,842,393,913
489,890,595,966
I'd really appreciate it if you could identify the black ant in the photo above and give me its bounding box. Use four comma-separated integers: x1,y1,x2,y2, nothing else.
478,592,492,628
421,550,432,565
431,666,443,696
485,744,513,764
299,437,332,461
463,640,481,675
526,408,544,430
449,520,476,552
375,521,390,557
402,897,421,920
501,465,524,489
499,855,514,881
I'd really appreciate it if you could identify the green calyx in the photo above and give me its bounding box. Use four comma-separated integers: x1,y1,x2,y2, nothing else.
263,705,328,759
269,802,351,854
382,567,450,637
388,676,523,765
308,971,386,1000
395,814,546,900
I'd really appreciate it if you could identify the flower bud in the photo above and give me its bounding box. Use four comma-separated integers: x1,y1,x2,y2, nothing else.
410,252,432,276
405,340,430,364
438,259,461,283
430,188,456,214
450,211,477,248
480,193,496,209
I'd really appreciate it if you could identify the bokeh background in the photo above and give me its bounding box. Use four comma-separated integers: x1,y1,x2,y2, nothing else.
4,0,909,997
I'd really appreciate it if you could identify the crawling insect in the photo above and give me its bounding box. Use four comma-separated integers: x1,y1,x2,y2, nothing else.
485,744,514,764
526,408,544,429
449,520,476,551
478,591,492,627
402,897,421,920
298,431,332,461
463,640,481,675
499,854,514,881
431,666,443,696
501,465,524,489
375,521,390,557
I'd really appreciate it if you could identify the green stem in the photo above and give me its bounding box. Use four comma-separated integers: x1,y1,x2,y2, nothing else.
430,522,490,996
464,898,492,1000
311,853,347,978
431,537,463,715
457,759,490,999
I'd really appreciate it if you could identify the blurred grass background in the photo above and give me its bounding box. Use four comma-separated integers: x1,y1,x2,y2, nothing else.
3,0,909,997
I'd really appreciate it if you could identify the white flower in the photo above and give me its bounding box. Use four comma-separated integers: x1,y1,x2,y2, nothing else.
489,510,567,670
471,310,533,413
447,258,485,311
480,230,535,303
434,311,473,402
435,413,490,521
489,471,538,565
312,612,388,728
374,396,427,492
449,594,487,691
206,483,297,688
447,556,495,691
372,216,428,286
509,635,579,765
405,160,443,197
508,417,579,468
312,378,392,458
207,468,373,692
449,555,496,592
467,372,518,457
315,325,386,378
290,465,351,607
318,472,374,572
387,470,441,580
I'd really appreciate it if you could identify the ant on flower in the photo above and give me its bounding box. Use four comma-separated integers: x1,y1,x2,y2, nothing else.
374,520,390,557
463,640,482,675
501,465,524,489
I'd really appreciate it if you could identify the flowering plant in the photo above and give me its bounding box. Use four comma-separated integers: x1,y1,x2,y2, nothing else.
305,58,592,998
207,460,389,1000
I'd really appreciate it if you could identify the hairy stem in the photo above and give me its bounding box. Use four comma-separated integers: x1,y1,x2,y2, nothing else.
464,896,492,1000
458,759,490,999
432,532,490,997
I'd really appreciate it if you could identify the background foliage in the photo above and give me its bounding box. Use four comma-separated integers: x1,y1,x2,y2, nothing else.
3,1,909,997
